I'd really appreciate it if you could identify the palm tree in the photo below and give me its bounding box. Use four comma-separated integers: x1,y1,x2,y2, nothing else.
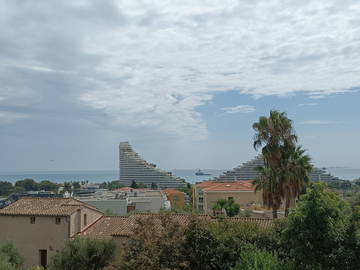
252,110,298,219
281,144,312,216
253,165,283,219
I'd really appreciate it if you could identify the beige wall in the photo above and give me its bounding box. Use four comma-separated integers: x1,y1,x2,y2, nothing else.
0,215,69,268
70,207,102,236
0,207,102,268
203,191,263,214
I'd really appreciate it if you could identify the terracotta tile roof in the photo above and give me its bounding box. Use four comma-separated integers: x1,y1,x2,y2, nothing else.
201,181,255,192
162,189,185,195
81,213,272,238
0,198,101,217
195,181,219,188
224,217,273,228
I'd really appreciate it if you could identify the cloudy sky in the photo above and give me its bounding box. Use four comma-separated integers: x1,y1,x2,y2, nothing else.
1,0,360,171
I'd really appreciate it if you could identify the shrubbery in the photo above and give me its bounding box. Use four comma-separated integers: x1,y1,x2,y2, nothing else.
49,237,117,270
0,242,23,270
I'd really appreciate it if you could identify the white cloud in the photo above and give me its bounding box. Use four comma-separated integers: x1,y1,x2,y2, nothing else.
300,120,333,125
221,105,256,114
2,0,360,139
297,103,319,107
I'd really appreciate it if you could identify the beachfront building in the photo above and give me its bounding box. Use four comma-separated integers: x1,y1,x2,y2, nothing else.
0,198,103,268
212,156,344,182
119,141,186,188
193,181,262,214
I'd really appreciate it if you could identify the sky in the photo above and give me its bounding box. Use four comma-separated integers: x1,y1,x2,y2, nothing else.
0,0,360,171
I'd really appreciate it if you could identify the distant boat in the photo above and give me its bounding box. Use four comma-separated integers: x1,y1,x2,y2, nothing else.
195,169,211,176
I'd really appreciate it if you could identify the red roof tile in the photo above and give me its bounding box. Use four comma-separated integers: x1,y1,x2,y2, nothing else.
200,181,255,192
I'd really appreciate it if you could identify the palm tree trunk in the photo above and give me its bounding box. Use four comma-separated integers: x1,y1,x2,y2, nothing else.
285,197,290,217
272,207,278,219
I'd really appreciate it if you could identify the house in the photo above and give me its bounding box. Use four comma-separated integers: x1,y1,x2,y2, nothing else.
0,198,103,268
163,189,186,209
193,181,263,214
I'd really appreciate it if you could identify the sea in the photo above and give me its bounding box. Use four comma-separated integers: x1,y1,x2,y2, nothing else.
0,168,359,185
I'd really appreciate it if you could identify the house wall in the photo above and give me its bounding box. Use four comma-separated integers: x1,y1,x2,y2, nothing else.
83,200,127,215
70,207,103,236
0,215,69,268
130,197,164,213
203,191,263,214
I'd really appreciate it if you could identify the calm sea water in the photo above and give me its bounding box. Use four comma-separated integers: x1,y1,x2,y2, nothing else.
0,168,359,184
0,169,225,184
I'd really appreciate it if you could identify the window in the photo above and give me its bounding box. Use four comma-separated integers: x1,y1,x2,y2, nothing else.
83,214,87,226
30,217,36,224
55,217,61,224
199,197,204,203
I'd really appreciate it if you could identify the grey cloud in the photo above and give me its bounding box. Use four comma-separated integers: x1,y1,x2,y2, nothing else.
1,0,360,141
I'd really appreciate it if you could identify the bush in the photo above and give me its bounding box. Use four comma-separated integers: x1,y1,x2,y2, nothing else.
207,220,279,269
281,183,350,269
231,244,284,270
120,214,185,270
49,237,116,270
0,242,24,269
0,254,18,270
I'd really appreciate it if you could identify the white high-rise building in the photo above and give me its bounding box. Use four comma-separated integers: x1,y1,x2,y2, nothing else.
119,142,186,188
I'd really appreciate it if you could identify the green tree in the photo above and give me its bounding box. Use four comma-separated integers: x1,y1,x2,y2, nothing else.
281,183,349,269
38,180,58,192
0,254,18,270
253,111,297,218
231,244,284,270
120,214,185,270
72,181,81,191
182,217,219,270
0,241,24,269
63,182,72,193
0,181,14,196
49,237,116,270
150,182,158,189
253,111,310,219
213,198,240,217
130,180,138,189
342,206,360,269
14,179,39,191
281,144,312,216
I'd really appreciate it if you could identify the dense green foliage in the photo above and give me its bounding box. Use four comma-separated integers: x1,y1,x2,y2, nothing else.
281,183,353,269
231,244,284,270
14,179,39,192
38,180,59,192
49,237,116,270
0,242,24,270
0,181,13,196
213,198,240,217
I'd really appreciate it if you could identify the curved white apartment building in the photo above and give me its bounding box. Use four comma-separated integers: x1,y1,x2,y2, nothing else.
119,142,186,188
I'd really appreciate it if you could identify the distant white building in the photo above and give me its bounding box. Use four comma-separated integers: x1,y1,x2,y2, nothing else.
77,187,170,215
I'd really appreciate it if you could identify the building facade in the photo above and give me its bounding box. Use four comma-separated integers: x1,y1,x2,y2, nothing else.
193,181,262,214
0,198,103,268
119,142,186,188
212,156,344,182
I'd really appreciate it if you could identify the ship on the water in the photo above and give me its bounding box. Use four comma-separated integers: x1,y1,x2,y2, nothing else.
195,169,211,176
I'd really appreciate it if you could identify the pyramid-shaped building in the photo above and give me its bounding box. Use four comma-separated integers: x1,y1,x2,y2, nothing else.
212,156,343,182
119,142,186,188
